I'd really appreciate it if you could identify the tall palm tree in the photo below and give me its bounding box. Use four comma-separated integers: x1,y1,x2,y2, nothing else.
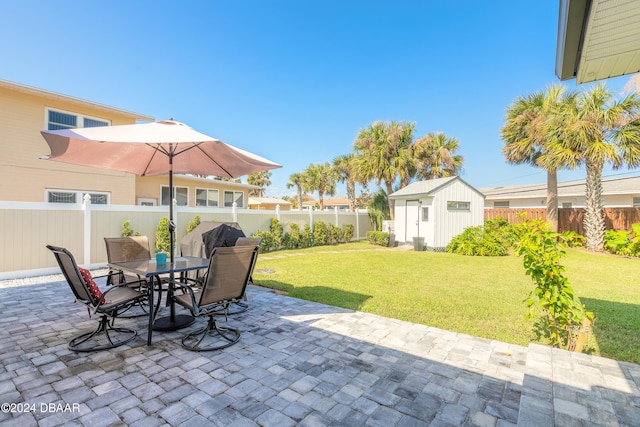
333,153,362,212
302,162,338,210
413,132,464,180
247,171,272,197
501,84,578,232
560,83,640,251
354,121,415,220
286,172,305,210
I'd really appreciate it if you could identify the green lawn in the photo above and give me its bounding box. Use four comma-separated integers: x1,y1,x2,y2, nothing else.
252,242,640,364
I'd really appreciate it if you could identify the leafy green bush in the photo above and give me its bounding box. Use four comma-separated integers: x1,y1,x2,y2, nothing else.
366,231,389,246
186,215,201,233
446,218,524,256
343,224,355,242
604,223,640,256
269,218,284,249
302,224,314,248
560,231,585,248
515,220,593,350
329,224,343,244
313,221,330,246
283,223,302,249
121,220,140,237
252,230,274,253
155,217,171,255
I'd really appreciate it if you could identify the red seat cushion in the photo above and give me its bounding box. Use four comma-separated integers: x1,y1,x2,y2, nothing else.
78,267,103,302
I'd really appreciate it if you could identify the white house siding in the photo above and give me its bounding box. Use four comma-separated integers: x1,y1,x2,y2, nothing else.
485,194,636,209
431,180,484,248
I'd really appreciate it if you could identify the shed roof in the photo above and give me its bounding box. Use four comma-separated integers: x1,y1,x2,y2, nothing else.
389,176,484,199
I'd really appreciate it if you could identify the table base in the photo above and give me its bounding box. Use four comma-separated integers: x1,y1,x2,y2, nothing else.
153,314,195,331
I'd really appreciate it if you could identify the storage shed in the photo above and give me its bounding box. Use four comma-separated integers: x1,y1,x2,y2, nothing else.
389,176,485,250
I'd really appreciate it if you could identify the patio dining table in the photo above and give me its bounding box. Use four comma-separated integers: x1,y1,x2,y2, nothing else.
108,256,209,345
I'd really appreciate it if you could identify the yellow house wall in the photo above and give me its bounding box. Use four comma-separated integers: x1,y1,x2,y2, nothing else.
0,84,145,203
135,176,252,208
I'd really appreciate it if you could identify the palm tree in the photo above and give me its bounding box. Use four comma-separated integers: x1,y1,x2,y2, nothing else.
247,171,272,197
560,83,640,251
354,121,415,220
413,132,464,180
501,84,578,232
286,172,305,210
302,162,338,210
333,153,362,212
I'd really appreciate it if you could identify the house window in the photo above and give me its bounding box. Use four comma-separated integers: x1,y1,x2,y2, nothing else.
494,201,509,208
634,197,640,207
196,189,219,207
47,109,109,130
224,191,244,208
46,190,109,204
422,207,429,221
447,201,470,211
161,186,188,206
562,202,573,208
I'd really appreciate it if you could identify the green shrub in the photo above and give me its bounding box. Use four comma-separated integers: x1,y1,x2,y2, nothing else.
329,224,343,244
366,231,389,246
252,230,274,253
560,231,585,248
283,223,302,249
269,218,284,249
121,220,140,237
313,221,330,246
446,225,509,256
186,215,201,233
343,224,355,242
515,220,593,350
604,223,640,256
302,224,314,248
155,217,171,255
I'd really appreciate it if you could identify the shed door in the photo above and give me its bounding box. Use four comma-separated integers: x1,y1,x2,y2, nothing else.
404,200,420,241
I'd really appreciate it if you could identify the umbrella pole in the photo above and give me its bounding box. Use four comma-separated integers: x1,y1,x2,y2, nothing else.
153,156,195,332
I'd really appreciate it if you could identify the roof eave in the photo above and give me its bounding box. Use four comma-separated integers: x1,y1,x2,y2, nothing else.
555,0,591,81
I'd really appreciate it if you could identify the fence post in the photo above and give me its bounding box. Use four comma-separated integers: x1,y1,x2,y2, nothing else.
82,194,92,267
309,207,314,231
276,204,281,221
334,206,339,226
232,202,237,223
355,208,360,240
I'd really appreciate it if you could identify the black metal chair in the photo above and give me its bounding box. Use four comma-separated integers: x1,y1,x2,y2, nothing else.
172,245,258,351
46,245,147,352
226,237,262,314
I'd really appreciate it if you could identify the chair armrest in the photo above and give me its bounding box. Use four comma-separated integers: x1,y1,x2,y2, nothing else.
173,281,200,316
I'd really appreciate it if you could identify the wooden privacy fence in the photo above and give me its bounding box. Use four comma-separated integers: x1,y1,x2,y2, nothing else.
485,207,640,234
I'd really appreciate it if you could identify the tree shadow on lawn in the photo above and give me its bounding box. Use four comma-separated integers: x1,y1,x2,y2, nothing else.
254,279,372,311
581,297,640,364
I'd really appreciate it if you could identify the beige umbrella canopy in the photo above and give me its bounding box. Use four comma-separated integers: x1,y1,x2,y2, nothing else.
41,119,281,261
41,119,280,178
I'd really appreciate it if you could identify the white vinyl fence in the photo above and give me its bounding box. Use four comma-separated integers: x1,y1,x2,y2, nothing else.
0,199,371,280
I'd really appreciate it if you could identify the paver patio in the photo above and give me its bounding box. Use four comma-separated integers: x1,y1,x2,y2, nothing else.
1,275,639,426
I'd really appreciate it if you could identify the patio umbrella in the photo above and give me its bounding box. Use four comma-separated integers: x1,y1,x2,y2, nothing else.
41,120,281,330
41,119,280,262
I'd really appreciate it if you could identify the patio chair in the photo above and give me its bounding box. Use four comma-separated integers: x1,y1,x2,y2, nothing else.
172,245,258,351
105,236,166,317
46,245,147,352
104,236,152,287
225,237,262,314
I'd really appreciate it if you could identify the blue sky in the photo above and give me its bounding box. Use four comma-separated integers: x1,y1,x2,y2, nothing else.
2,1,637,198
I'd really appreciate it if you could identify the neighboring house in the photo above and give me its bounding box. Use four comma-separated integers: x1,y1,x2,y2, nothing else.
0,79,256,208
302,197,350,211
480,175,640,209
389,177,485,250
248,197,292,210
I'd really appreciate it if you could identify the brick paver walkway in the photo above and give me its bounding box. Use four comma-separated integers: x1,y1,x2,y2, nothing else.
1,277,639,426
